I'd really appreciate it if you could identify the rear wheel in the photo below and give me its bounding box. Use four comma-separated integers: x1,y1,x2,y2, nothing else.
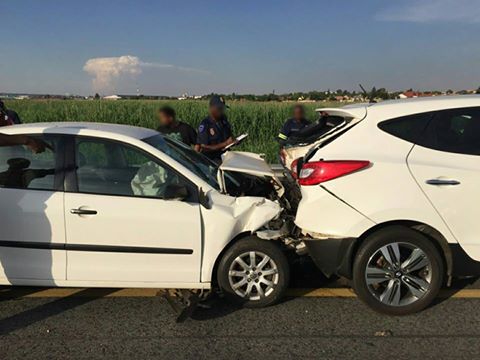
353,226,444,315
217,237,289,308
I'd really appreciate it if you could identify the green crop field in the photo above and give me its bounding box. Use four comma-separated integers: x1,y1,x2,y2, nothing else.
3,99,341,162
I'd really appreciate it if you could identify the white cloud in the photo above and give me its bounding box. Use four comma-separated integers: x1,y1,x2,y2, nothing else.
376,0,480,23
83,55,209,92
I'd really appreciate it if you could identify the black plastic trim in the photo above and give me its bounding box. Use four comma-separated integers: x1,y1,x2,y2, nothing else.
450,243,480,276
304,238,356,278
0,241,193,255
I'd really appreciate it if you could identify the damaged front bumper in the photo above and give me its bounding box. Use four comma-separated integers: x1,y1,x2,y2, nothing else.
303,237,357,278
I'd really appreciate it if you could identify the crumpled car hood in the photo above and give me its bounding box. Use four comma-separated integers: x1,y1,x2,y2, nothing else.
220,151,276,178
208,191,282,231
218,151,284,197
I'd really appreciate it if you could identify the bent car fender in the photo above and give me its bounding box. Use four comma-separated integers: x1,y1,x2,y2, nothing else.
199,191,282,283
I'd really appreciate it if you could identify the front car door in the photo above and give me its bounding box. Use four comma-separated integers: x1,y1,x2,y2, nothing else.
408,107,480,260
64,136,202,285
0,134,66,283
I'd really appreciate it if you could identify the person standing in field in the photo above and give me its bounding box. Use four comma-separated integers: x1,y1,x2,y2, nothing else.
0,100,49,152
196,95,235,161
157,105,197,146
0,99,22,126
277,104,311,146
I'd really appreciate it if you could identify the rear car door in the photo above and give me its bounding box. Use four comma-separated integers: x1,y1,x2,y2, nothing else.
407,107,480,260
0,135,66,282
64,136,202,284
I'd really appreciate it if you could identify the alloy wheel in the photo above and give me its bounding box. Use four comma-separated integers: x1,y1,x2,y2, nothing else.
228,251,279,301
365,242,432,307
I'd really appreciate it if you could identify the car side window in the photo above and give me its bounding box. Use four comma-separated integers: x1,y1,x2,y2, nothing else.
0,136,58,190
75,138,191,199
378,112,434,144
418,107,480,155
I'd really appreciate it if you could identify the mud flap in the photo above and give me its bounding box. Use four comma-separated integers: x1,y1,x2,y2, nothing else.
304,238,357,278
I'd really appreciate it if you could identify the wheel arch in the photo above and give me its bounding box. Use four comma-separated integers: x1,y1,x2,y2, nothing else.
210,231,252,285
351,220,453,279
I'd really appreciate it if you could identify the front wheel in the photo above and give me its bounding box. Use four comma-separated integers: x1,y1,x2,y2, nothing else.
217,237,289,308
353,226,444,315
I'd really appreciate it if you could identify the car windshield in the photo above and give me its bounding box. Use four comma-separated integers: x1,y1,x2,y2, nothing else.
143,134,220,190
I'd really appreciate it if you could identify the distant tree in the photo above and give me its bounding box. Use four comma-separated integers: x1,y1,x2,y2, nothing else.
94,93,100,100
476,87,480,94
375,88,390,100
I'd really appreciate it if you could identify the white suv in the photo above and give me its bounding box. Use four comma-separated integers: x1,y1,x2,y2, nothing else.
295,96,480,315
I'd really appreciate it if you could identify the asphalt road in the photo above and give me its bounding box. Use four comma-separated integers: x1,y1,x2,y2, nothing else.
2,271,480,359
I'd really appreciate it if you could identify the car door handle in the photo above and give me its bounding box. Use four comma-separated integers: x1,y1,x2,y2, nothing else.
426,179,461,186
70,208,98,215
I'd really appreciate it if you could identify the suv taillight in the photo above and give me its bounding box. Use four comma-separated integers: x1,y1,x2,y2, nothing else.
298,160,370,186
279,149,286,166
290,158,299,179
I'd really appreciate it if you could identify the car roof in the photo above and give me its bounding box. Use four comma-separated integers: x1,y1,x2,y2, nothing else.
364,95,480,119
0,122,158,141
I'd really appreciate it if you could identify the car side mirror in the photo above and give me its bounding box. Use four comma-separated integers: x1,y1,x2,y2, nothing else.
164,184,189,201
198,187,211,209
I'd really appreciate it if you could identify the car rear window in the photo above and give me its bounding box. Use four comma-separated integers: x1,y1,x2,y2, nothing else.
378,112,434,144
419,107,480,155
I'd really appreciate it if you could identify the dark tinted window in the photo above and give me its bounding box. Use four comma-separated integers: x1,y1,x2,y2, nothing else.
378,112,433,144
416,107,480,155
0,136,59,190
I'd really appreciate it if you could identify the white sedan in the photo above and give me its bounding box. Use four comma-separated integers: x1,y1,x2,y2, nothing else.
0,122,290,307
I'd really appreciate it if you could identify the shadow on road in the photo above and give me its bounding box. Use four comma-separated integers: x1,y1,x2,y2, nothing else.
190,257,343,321
0,286,48,300
0,288,117,336
430,276,480,308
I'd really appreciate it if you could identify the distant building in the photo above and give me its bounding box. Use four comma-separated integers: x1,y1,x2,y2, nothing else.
399,91,434,99
103,95,122,100
334,95,352,102
14,95,30,100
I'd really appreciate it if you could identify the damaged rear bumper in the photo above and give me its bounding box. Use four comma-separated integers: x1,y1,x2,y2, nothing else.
304,238,357,279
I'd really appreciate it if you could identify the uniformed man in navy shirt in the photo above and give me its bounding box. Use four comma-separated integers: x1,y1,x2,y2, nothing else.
0,99,22,126
277,104,311,146
196,95,235,161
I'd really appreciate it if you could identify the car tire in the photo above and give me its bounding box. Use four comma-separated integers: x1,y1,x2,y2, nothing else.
353,226,444,315
217,236,289,308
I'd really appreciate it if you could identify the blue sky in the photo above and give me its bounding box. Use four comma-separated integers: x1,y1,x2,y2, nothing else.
2,0,480,96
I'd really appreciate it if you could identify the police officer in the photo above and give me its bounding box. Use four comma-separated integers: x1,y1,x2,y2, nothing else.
0,99,22,126
196,95,235,161
277,104,311,146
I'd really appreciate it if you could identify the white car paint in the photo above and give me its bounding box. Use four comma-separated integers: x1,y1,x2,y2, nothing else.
296,96,480,258
0,190,66,281
200,191,281,282
0,123,281,289
407,133,480,260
